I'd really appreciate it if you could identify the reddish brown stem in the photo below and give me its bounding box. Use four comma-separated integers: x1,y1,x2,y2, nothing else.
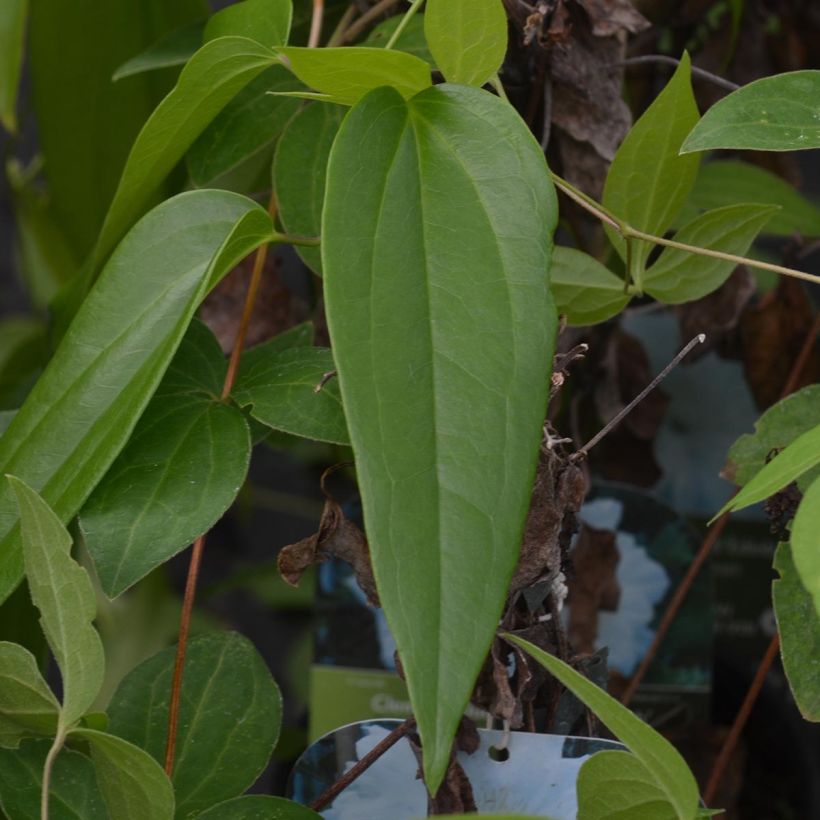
703,632,780,807
308,0,325,48
310,718,416,811
164,200,278,774
164,534,207,774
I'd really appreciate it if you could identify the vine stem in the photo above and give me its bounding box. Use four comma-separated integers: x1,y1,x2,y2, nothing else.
550,173,820,288
41,725,67,820
326,4,359,48
333,0,400,46
385,0,426,50
164,195,280,773
308,0,325,49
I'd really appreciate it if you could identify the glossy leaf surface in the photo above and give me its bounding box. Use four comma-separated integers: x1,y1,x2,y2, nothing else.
188,66,301,189
72,728,174,820
93,37,278,269
274,102,344,273
551,246,630,325
425,0,507,87
108,632,282,818
719,422,820,516
9,478,104,727
195,796,322,818
204,0,293,48
29,0,206,260
506,635,699,820
0,641,58,744
603,54,700,274
0,738,107,820
80,321,251,598
791,477,820,623
323,84,557,791
233,346,348,445
726,384,820,489
0,0,27,133
773,542,820,721
682,71,820,153
366,16,435,67
113,22,206,81
279,47,431,104
689,160,820,237
642,203,777,303
0,191,272,605
577,750,675,819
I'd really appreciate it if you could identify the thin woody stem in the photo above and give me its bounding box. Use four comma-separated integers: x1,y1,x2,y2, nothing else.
334,0,400,45
41,725,66,820
326,3,359,47
165,196,280,774
308,0,325,48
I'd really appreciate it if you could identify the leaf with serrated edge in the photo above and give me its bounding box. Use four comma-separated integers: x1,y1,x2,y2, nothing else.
425,0,507,87
603,53,700,275
204,0,293,48
8,478,104,727
323,84,557,792
71,728,174,820
719,422,820,517
274,102,344,274
551,246,630,325
791,477,820,624
113,22,206,82
578,750,678,819
279,47,431,105
505,634,699,820
773,542,820,721
643,203,777,303
0,738,107,819
80,321,251,598
0,0,27,133
682,71,820,153
689,161,820,237
232,347,348,445
108,632,282,818
0,190,273,605
0,641,59,742
195,795,322,818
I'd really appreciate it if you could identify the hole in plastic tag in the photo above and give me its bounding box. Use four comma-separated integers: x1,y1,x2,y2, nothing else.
287,718,625,818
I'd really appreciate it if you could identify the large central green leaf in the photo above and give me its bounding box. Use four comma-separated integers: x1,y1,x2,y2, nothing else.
322,84,557,792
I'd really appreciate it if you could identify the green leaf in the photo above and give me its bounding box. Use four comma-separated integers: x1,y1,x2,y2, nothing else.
113,22,206,82
0,318,47,411
232,346,348,445
719,422,820,516
80,321,251,598
365,15,435,67
29,0,207,261
92,37,279,272
194,796,322,819
791,477,820,623
323,84,557,792
682,70,820,153
689,160,820,238
0,411,16,438
188,66,302,190
642,203,777,303
551,246,630,325
0,641,59,744
577,750,678,819
0,738,107,820
726,384,820,489
0,0,27,133
505,634,699,820
273,102,344,273
0,191,273,605
7,161,78,310
71,728,174,820
108,632,282,818
8,478,104,727
204,0,293,49
773,542,820,722
603,53,700,276
424,0,507,87
279,47,431,105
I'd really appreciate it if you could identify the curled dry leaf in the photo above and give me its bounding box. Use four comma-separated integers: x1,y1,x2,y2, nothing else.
277,469,379,606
